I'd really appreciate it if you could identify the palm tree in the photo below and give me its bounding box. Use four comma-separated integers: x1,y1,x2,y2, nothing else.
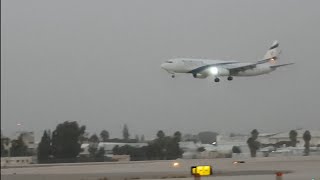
157,130,165,139
100,130,109,142
303,130,311,156
247,129,260,157
122,124,130,141
289,130,298,147
173,131,182,142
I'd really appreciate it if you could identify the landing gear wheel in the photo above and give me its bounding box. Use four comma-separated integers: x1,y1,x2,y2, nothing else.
214,77,220,82
227,76,233,81
171,74,175,78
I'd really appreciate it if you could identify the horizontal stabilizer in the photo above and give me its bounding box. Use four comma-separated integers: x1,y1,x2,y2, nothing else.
270,63,294,69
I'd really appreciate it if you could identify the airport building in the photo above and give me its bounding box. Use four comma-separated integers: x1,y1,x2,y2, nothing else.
1,156,33,167
179,129,320,159
1,132,37,167
11,131,37,153
267,129,320,147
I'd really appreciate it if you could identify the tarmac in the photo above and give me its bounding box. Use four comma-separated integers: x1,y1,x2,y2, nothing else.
1,156,320,180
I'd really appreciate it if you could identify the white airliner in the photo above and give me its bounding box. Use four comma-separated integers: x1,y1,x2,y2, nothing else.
161,41,293,82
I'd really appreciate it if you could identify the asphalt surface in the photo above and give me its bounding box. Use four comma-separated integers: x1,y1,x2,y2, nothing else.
1,156,320,180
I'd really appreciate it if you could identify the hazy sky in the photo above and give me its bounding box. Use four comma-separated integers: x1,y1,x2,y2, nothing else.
2,0,320,141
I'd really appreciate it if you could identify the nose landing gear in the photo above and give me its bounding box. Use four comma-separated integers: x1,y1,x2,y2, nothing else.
214,77,220,82
171,74,175,78
227,76,233,81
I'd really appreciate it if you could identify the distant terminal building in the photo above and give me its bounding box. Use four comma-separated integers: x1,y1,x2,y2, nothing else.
1,131,37,167
1,132,36,167
179,135,251,159
2,131,37,155
267,129,320,147
179,130,320,159
13,131,37,154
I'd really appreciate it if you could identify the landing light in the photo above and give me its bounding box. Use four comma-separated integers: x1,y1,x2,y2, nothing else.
270,57,277,64
209,67,218,75
172,162,180,167
233,161,245,164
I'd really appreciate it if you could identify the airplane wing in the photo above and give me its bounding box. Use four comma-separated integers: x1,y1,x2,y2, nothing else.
188,62,258,75
225,62,294,74
222,63,258,75
188,62,237,74
188,61,294,76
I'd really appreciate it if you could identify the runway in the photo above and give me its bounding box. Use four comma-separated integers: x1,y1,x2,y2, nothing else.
1,156,320,180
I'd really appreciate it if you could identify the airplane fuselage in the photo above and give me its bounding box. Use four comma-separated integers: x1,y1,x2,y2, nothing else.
161,41,293,82
161,58,275,77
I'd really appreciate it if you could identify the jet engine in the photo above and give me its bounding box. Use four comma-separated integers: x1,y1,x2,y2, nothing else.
193,73,207,79
206,67,230,76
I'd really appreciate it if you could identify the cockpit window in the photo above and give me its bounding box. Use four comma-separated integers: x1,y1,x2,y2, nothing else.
166,61,173,63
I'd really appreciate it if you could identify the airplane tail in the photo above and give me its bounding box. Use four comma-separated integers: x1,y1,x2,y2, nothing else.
261,40,281,63
259,40,294,68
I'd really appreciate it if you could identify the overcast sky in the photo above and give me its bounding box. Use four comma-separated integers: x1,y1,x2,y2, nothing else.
1,0,320,141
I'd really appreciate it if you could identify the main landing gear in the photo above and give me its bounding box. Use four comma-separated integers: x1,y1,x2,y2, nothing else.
213,76,233,82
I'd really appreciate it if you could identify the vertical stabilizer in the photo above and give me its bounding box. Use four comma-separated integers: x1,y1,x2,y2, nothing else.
263,40,281,61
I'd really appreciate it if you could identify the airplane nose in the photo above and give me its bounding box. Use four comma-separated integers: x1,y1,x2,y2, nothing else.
161,63,167,69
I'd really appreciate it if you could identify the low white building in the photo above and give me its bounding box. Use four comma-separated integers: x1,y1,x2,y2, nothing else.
179,141,201,153
179,140,249,159
1,156,33,167
179,141,203,159
180,130,320,159
269,146,320,157
258,133,278,144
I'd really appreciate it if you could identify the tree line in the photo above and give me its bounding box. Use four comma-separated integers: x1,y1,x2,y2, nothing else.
2,122,315,162
1,121,218,162
35,121,184,163
113,130,183,161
